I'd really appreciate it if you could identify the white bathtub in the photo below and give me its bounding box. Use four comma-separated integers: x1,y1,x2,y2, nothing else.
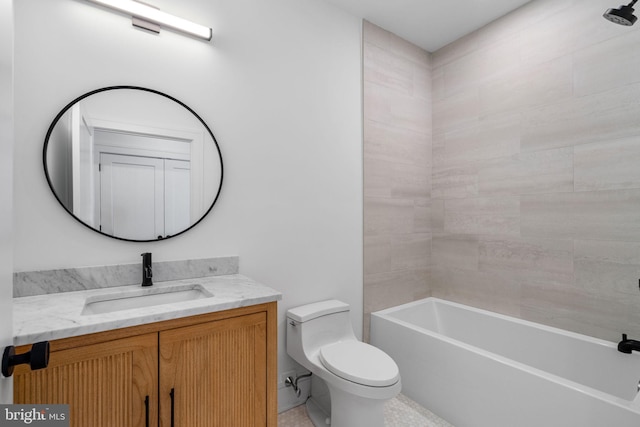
370,297,640,427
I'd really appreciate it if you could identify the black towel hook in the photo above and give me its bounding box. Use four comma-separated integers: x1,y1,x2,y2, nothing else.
1,341,50,377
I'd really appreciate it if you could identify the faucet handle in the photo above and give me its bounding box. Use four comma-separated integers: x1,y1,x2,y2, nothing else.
623,333,628,341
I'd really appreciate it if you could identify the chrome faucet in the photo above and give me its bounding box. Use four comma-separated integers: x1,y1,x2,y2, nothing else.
617,334,640,354
141,252,153,287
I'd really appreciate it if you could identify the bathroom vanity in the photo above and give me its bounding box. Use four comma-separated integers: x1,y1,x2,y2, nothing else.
12,273,281,427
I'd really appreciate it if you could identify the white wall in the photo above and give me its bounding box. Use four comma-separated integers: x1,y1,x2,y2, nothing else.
13,0,363,391
0,0,14,403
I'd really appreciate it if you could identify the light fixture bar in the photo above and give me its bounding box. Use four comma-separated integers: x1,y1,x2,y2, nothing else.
87,0,212,41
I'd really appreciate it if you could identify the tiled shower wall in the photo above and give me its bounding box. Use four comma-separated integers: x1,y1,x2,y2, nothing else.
363,21,432,341
431,0,640,341
364,0,640,342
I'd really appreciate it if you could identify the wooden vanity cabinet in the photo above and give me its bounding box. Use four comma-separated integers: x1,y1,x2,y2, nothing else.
14,302,277,427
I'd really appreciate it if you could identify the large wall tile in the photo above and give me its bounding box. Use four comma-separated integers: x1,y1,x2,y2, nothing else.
364,41,418,96
432,163,479,199
522,189,640,240
574,240,640,298
443,112,521,165
431,267,522,317
478,236,574,285
364,120,430,166
431,199,445,232
433,89,480,134
364,269,430,316
364,80,431,134
574,31,640,97
414,200,432,234
521,83,640,152
432,234,479,270
479,146,573,196
445,196,520,236
520,280,640,341
574,136,640,192
481,56,572,116
391,233,432,271
363,23,432,339
364,197,414,236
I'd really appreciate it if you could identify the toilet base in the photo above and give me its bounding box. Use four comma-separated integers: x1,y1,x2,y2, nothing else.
306,398,331,426
326,384,388,427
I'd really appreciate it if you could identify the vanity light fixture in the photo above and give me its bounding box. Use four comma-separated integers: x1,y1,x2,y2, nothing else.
86,0,212,41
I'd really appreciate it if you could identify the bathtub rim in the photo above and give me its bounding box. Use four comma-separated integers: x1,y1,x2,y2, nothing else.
370,297,640,412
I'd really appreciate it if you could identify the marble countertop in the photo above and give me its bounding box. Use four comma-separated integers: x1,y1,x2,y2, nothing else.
13,274,282,346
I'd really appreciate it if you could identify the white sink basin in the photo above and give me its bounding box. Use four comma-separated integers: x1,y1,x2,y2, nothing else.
81,284,213,315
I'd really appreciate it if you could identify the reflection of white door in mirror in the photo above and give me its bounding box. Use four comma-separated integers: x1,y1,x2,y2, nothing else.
165,159,191,236
100,153,165,240
99,154,191,240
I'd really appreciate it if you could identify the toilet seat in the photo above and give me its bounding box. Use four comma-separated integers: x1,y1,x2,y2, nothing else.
319,341,399,387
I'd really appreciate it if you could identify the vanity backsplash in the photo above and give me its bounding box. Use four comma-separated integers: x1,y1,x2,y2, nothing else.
14,256,239,297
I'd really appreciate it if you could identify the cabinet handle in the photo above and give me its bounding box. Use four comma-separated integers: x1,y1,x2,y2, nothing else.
170,388,175,427
144,395,149,427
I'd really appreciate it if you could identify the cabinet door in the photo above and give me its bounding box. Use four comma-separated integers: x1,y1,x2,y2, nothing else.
14,333,158,427
159,312,267,427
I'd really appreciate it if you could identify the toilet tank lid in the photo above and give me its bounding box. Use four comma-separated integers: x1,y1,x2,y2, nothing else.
287,300,350,322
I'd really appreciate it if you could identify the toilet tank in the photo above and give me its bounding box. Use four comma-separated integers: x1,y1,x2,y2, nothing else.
286,300,357,365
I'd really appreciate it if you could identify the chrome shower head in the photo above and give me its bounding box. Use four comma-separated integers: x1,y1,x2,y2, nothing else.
604,0,638,26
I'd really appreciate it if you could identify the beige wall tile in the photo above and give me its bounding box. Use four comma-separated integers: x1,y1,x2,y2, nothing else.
364,269,430,315
364,120,430,166
433,163,479,199
445,197,520,236
364,235,392,275
481,56,573,116
364,81,431,134
574,240,640,298
432,235,479,270
521,83,640,152
414,200,432,234
364,41,417,96
390,161,431,200
443,112,521,165
364,197,414,237
478,146,573,196
431,199,445,232
363,156,392,199
431,267,521,317
478,236,574,285
433,89,480,134
391,233,431,271
520,280,640,341
574,136,640,192
573,31,640,97
521,189,640,240
363,22,432,337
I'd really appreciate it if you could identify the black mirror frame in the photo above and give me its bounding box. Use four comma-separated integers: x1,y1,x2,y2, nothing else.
43,85,224,243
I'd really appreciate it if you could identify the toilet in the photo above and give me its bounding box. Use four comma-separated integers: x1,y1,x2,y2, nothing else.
286,300,401,427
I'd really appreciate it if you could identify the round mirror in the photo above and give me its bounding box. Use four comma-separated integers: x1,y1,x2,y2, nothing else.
43,86,223,242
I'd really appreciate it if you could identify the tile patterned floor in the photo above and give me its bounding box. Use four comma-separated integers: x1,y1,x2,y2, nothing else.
278,393,455,427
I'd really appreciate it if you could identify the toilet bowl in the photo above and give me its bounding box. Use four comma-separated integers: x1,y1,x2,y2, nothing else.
286,300,401,427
